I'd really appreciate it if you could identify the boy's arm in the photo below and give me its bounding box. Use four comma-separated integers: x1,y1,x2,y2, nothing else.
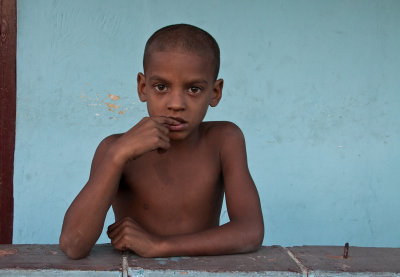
107,123,264,257
59,117,179,259
59,135,123,259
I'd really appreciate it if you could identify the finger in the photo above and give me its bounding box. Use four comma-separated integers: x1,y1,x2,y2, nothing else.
111,230,126,248
107,217,133,236
107,219,123,234
155,123,170,136
142,117,170,137
152,116,181,126
108,221,130,239
107,224,118,236
107,224,121,239
156,135,171,150
110,225,140,251
111,235,128,251
109,217,139,234
110,224,147,252
158,129,170,143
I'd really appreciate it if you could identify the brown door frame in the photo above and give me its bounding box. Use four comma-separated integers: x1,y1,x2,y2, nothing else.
0,0,16,243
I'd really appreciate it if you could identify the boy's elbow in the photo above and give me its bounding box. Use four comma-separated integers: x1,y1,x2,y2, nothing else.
59,233,90,260
245,223,264,252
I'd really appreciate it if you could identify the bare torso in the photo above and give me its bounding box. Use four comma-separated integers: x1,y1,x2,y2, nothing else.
112,122,224,236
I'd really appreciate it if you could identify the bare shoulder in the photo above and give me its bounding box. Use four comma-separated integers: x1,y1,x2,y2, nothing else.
201,121,244,142
97,133,122,151
89,133,123,176
201,121,248,166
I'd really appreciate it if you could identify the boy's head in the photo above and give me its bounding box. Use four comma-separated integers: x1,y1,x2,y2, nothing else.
138,24,223,141
143,24,220,80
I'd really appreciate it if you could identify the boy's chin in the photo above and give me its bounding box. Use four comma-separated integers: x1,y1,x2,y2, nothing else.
168,131,187,141
168,129,199,141
168,125,201,141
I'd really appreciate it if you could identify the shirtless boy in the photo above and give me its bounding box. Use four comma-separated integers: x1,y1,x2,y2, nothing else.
60,24,264,259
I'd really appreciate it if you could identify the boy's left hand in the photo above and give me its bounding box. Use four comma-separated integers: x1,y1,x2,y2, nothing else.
107,217,160,257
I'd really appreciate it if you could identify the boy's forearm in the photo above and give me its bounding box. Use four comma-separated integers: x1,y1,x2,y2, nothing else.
156,220,264,257
60,150,125,259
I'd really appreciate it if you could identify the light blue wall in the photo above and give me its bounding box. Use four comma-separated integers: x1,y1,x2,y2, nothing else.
15,0,400,246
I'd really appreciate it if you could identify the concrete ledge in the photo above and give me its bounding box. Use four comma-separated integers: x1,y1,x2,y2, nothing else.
0,244,399,276
126,245,301,276
0,244,121,271
288,246,400,276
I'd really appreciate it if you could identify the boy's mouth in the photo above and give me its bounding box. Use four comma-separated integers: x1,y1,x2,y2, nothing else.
168,117,188,131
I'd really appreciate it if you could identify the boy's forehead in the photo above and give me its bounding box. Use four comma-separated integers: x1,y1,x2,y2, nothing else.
150,48,210,61
144,49,215,79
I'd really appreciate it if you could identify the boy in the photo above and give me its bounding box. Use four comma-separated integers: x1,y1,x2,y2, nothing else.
60,24,264,259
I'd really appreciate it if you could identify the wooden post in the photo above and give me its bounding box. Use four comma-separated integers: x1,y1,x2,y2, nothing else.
0,0,16,243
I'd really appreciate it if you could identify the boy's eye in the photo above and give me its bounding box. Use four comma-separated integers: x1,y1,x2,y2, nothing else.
188,86,202,94
154,84,167,92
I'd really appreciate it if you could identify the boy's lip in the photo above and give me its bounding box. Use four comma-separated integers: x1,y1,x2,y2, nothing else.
168,116,187,124
167,116,188,131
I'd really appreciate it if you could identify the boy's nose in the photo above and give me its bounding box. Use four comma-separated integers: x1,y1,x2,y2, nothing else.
167,91,186,111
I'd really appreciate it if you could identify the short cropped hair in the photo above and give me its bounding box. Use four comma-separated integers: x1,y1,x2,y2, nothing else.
143,24,220,80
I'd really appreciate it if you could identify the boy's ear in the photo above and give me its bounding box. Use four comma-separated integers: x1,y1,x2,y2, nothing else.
137,73,147,102
209,79,223,107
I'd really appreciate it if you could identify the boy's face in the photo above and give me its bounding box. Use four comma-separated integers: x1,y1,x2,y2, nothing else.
137,50,223,141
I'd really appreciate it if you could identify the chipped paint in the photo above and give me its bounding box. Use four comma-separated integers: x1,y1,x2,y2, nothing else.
154,256,189,265
80,91,127,117
105,102,120,109
0,248,17,257
108,93,120,101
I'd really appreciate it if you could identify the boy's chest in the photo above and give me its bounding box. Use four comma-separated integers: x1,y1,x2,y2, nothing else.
121,147,222,200
115,147,223,234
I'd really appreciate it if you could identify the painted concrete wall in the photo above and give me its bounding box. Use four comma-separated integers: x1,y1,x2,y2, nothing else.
14,0,400,246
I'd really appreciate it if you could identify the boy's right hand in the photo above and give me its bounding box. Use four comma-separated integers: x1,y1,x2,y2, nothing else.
110,116,180,163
